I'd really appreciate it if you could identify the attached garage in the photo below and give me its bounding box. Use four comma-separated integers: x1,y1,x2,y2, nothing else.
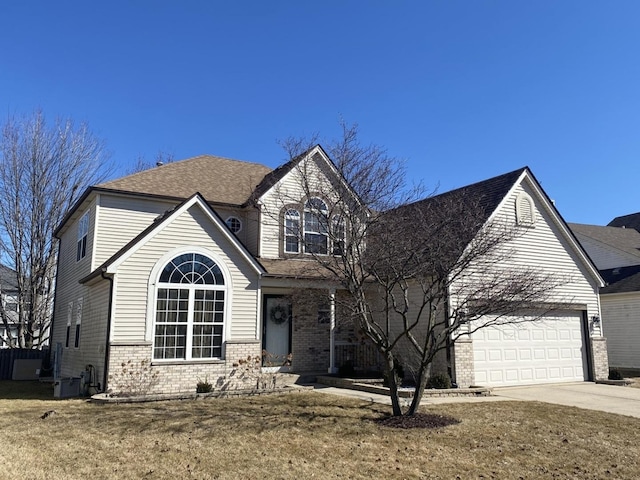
471,311,590,387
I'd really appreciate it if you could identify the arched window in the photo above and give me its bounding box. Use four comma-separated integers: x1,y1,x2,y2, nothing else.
284,209,300,253
304,198,328,254
153,253,226,360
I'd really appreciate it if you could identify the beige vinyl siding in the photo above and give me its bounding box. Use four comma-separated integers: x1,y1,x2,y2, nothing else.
95,194,178,266
259,153,340,259
51,200,97,366
111,204,260,344
601,292,640,368
573,234,640,270
57,280,111,379
244,207,260,257
454,181,601,322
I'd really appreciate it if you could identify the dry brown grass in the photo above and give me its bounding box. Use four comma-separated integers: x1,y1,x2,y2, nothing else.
2,380,639,479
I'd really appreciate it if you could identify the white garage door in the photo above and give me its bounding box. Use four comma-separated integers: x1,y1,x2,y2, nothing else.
472,311,588,387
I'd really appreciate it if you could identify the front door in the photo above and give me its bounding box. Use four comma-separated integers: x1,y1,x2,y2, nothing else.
262,295,292,367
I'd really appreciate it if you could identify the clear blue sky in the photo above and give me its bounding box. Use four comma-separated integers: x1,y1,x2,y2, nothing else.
1,1,638,225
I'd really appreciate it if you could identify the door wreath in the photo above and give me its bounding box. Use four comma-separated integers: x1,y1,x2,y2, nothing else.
270,304,289,325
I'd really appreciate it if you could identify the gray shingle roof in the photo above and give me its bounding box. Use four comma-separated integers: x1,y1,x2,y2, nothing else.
98,155,273,205
600,265,640,294
568,223,640,261
608,212,640,232
0,265,18,291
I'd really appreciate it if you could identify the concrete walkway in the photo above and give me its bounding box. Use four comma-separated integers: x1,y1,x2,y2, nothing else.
311,382,640,418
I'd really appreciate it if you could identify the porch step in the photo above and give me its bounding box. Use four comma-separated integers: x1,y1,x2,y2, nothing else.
278,371,325,386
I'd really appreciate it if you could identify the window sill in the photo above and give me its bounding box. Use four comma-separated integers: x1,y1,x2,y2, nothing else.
151,359,226,366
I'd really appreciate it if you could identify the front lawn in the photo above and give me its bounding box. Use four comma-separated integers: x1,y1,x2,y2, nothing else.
1,381,639,479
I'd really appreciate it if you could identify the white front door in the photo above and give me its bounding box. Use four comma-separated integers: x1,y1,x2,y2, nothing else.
471,311,588,387
263,296,292,367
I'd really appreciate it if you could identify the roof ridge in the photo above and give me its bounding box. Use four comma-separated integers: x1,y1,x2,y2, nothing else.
98,153,270,187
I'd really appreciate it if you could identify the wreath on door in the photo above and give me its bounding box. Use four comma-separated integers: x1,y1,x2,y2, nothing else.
270,304,289,325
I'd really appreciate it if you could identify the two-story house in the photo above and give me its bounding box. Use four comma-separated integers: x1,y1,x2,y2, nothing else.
50,147,608,395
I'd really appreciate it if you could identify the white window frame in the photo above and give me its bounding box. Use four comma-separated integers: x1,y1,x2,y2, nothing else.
65,302,73,348
152,253,228,361
74,298,83,348
303,198,329,255
331,214,346,256
76,212,89,261
225,216,242,234
284,209,301,254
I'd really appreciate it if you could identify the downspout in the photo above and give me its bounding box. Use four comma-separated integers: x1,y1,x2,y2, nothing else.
101,269,114,392
328,288,337,374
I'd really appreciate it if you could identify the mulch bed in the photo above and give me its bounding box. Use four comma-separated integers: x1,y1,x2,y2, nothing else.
375,412,461,429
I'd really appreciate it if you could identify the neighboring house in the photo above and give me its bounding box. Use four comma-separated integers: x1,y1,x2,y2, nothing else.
608,212,640,232
49,149,608,395
0,265,19,348
569,223,640,371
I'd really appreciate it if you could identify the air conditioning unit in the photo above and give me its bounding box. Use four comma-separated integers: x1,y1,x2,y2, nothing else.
53,377,81,398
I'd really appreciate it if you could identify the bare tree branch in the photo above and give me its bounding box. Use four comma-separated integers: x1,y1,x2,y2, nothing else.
0,110,111,348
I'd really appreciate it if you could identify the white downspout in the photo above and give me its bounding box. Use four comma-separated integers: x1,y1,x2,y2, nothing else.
328,288,337,374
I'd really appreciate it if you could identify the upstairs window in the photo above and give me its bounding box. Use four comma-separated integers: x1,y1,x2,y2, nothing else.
284,209,300,253
304,198,328,254
76,212,89,261
331,215,346,256
153,253,227,361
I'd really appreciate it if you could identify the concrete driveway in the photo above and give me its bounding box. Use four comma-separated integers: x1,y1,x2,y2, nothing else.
493,382,640,418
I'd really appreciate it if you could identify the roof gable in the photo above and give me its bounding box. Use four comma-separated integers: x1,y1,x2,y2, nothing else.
81,193,265,283
97,155,272,206
400,167,602,286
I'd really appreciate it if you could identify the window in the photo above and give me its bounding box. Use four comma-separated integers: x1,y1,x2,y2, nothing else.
331,215,346,256
304,198,328,254
65,302,73,348
515,193,536,226
225,216,242,234
74,298,83,348
153,253,226,360
77,212,89,261
284,209,300,253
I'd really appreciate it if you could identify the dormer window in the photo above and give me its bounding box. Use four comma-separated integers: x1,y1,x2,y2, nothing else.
304,198,328,254
515,192,536,227
284,209,300,253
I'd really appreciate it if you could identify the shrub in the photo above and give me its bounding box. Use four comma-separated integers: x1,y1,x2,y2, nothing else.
196,377,213,393
426,373,452,389
108,359,159,397
609,368,623,381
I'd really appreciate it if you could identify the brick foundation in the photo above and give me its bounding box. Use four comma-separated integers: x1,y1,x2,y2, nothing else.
452,338,475,388
107,340,262,395
590,337,609,381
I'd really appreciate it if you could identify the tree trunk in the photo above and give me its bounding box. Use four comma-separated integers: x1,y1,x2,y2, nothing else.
406,367,429,416
384,353,403,416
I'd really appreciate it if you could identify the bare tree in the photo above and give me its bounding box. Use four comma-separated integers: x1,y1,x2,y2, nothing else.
0,110,111,348
276,122,568,416
126,151,174,175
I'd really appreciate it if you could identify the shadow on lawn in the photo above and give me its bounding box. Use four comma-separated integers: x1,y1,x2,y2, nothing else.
0,380,54,400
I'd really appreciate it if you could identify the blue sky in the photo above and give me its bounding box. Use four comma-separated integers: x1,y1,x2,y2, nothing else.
1,1,638,225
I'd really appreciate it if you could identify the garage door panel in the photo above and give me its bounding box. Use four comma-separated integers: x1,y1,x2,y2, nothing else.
471,311,587,387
